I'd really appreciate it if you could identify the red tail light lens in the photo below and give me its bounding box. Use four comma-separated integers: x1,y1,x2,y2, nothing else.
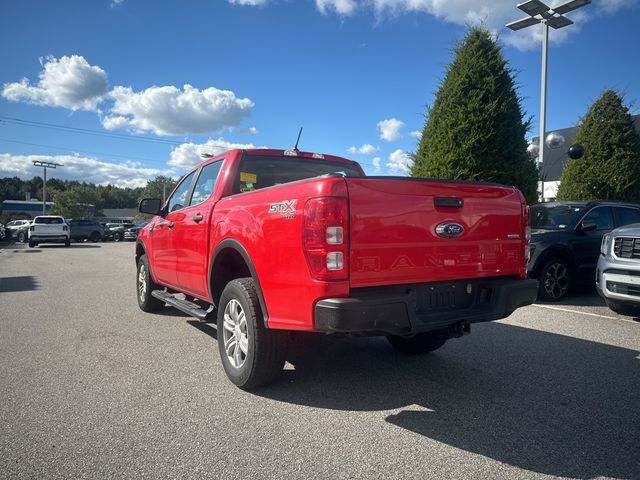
522,203,531,279
303,197,349,281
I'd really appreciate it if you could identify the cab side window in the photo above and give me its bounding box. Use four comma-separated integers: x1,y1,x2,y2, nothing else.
582,207,613,230
167,172,196,213
190,161,222,206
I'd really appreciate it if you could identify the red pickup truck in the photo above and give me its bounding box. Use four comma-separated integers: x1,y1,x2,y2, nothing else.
136,148,537,389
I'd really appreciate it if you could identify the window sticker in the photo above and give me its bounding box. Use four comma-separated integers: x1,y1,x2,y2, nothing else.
240,172,257,183
240,187,255,193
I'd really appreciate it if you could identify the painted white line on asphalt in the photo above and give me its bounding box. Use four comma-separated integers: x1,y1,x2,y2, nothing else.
533,304,640,324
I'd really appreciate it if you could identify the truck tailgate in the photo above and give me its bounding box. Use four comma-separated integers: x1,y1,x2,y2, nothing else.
346,178,525,288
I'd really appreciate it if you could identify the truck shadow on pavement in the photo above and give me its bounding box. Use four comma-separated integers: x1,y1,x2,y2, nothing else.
0,275,40,292
255,323,640,479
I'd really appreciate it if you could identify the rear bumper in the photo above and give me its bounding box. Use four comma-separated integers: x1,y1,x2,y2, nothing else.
29,235,69,242
314,277,538,336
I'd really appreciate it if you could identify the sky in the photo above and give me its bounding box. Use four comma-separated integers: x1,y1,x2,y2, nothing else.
0,0,638,188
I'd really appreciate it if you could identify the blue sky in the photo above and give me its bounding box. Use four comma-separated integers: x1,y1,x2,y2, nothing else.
0,0,638,187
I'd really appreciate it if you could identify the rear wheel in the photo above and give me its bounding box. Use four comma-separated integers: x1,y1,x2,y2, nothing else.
64,239,70,247
538,258,570,301
28,240,36,248
387,332,448,354
89,231,101,242
217,278,287,389
113,232,122,242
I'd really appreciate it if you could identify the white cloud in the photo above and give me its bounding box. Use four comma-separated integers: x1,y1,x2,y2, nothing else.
386,149,413,173
377,118,405,142
102,84,254,136
228,0,267,4
347,143,379,155
111,0,125,7
372,156,381,172
2,55,108,111
409,130,421,138
0,153,173,188
169,139,260,168
316,0,358,15
310,0,629,50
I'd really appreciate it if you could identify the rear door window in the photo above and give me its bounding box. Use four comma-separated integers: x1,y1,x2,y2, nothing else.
614,207,640,227
190,161,223,206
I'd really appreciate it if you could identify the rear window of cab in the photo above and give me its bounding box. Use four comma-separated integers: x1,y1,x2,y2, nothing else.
234,155,362,194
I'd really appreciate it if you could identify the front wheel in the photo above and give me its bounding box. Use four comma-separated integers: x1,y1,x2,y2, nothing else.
17,231,27,243
113,232,122,242
217,278,287,390
387,332,448,354
137,254,164,312
89,231,101,242
538,258,570,301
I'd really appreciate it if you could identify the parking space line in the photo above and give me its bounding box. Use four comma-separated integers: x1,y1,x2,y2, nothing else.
533,304,640,324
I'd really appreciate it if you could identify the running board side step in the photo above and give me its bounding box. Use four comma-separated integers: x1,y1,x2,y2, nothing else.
151,290,215,322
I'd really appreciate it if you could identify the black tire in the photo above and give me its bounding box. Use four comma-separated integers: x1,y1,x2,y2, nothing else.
606,301,640,318
113,232,122,242
89,231,101,242
17,231,27,243
28,240,36,248
65,238,70,247
217,278,287,390
136,254,164,312
387,332,448,354
537,258,570,301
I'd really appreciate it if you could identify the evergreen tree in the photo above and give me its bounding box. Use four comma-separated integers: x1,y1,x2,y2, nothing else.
556,90,640,202
412,27,538,203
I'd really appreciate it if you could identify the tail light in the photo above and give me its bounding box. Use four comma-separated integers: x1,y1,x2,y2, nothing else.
29,225,34,231
303,197,349,281
63,225,68,231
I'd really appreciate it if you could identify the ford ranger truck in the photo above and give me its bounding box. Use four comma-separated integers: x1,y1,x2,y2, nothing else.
136,148,537,389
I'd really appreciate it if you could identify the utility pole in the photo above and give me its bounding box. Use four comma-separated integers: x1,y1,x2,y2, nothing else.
32,161,63,215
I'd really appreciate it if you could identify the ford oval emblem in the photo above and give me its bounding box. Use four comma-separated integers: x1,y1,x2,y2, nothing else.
435,222,464,239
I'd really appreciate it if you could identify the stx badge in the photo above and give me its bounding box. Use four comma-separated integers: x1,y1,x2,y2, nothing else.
268,199,298,218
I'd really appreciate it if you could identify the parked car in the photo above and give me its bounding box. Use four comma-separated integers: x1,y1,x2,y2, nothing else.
5,219,31,242
528,201,640,301
597,223,640,317
67,219,104,242
0,223,5,240
124,222,148,241
28,215,70,247
104,222,135,242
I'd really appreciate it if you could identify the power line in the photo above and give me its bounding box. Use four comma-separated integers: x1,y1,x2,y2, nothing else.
0,137,171,166
0,115,183,146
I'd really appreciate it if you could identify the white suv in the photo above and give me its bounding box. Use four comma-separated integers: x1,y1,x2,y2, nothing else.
28,216,71,247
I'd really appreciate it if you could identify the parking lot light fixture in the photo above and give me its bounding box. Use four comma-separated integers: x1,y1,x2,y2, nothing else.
506,0,591,201
32,161,63,215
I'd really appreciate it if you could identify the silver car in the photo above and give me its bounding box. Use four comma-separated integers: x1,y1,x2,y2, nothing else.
597,223,640,317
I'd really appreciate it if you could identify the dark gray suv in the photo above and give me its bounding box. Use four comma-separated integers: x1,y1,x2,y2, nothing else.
67,219,104,242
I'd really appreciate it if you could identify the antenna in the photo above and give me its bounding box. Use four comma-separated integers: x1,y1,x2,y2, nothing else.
293,127,303,151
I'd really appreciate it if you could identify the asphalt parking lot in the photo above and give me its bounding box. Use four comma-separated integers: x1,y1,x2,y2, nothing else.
1,241,639,480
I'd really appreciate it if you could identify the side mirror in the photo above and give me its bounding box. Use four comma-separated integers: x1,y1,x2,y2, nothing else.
578,222,597,233
139,198,163,216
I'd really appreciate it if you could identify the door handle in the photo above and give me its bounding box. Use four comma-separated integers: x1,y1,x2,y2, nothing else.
193,214,203,223
167,221,175,229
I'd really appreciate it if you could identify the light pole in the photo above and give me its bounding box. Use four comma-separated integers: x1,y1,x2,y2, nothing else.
506,0,591,201
32,161,63,215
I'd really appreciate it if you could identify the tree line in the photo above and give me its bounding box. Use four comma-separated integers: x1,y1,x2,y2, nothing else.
0,176,176,221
